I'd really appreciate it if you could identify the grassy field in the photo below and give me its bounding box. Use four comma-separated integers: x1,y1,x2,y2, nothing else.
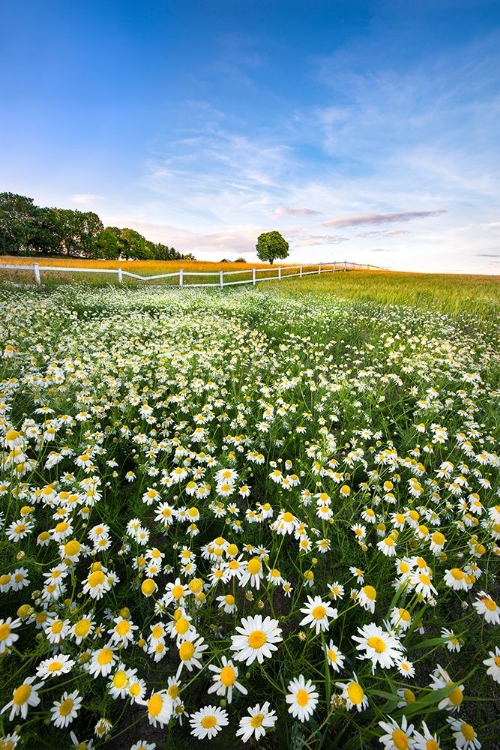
0,277,499,749
273,270,500,318
2,256,499,317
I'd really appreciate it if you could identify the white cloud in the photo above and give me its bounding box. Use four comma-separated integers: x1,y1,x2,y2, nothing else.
71,194,105,204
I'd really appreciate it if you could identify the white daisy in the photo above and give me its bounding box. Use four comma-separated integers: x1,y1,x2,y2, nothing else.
472,591,500,624
324,640,345,672
378,715,415,749
299,595,338,634
36,653,75,680
286,675,319,722
207,656,248,704
483,647,500,684
335,673,369,712
1,676,44,721
189,705,229,740
236,701,277,743
51,690,82,728
446,717,481,749
352,623,405,673
230,615,282,666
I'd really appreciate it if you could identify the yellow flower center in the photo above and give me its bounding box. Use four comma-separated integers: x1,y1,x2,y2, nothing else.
201,715,217,729
172,584,184,599
59,698,74,717
327,649,337,662
88,570,105,588
250,712,264,728
484,598,496,611
448,684,463,706
0,623,11,641
175,618,190,635
363,585,377,600
97,648,113,665
168,684,180,699
248,630,267,649
392,729,409,750
461,724,475,741
247,557,261,575
312,605,326,620
419,574,431,586
347,682,364,704
13,684,32,705
179,641,195,661
367,636,386,653
296,689,309,707
113,671,128,688
51,620,64,634
64,540,80,556
48,661,63,672
283,512,294,523
432,532,445,545
55,522,69,533
220,666,236,687
224,594,235,605
450,568,464,580
116,620,130,636
148,693,163,717
74,619,91,637
403,689,416,704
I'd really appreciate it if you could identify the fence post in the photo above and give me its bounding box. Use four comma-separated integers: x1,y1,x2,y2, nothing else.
33,263,41,285
117,267,123,284
252,267,256,286
220,270,224,289
318,262,321,274
179,268,184,287
344,261,347,272
300,265,303,277
278,267,282,280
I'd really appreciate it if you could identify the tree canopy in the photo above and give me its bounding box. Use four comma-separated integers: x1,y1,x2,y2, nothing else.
0,192,193,262
256,230,289,265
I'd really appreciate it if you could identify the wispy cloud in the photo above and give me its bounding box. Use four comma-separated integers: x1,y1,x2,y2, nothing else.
106,218,260,256
295,234,349,247
321,210,446,229
270,206,322,218
476,253,500,257
354,229,410,238
71,194,104,204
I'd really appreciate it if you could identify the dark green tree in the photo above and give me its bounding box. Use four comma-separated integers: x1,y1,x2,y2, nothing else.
0,192,41,254
256,230,289,265
51,209,103,256
94,229,121,259
120,228,151,260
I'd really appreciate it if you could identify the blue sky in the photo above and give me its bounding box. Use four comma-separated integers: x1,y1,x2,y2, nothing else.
1,0,500,272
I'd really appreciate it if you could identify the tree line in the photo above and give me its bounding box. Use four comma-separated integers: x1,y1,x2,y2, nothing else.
0,192,194,261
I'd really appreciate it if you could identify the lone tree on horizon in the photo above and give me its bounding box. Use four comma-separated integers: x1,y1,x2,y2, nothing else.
256,230,289,265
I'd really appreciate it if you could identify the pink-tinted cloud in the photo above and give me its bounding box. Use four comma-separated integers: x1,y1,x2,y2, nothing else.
354,229,410,238
295,234,350,247
271,206,322,217
321,210,446,228
105,218,258,255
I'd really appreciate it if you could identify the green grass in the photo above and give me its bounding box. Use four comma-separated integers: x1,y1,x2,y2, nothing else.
269,270,500,318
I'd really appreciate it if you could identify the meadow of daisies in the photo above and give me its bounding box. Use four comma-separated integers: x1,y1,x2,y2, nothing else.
0,281,499,750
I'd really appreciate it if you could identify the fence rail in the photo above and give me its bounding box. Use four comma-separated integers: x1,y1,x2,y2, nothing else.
0,261,387,288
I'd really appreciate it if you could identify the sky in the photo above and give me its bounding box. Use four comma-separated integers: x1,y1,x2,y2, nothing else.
1,0,500,272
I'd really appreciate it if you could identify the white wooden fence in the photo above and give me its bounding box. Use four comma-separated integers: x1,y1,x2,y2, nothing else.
0,261,386,288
